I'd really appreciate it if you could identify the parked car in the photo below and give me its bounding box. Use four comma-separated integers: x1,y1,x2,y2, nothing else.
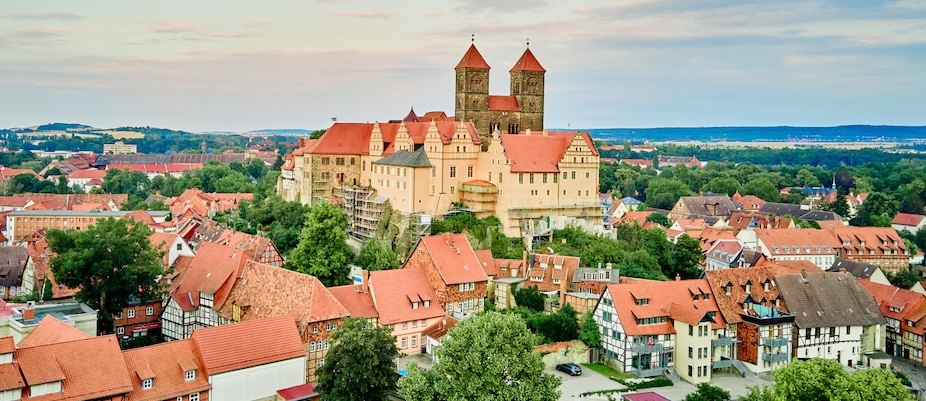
556,363,582,376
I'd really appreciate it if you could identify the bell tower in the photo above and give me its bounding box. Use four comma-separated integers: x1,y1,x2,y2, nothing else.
454,40,490,137
510,43,545,132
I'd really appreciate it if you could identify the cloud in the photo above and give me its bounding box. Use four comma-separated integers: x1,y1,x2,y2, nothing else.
454,0,549,13
149,20,202,34
332,11,393,19
0,12,87,21
246,17,273,28
201,31,257,39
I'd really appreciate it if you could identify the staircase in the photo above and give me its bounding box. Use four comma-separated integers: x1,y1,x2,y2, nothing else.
664,368,680,384
731,360,754,377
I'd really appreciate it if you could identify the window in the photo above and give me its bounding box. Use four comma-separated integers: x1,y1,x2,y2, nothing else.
321,157,330,165
117,327,125,335
127,309,135,318
412,336,417,347
142,379,153,390
326,322,338,331
846,326,851,335
688,365,693,377
335,157,345,165
115,312,123,320
424,300,430,308
412,302,419,310
176,243,182,251
586,172,590,178
571,171,576,179
402,322,408,329
467,166,473,177
185,370,196,381
318,359,325,367
498,172,502,183
829,327,835,337
689,347,693,358
313,325,319,334
602,311,612,322
450,186,455,195
689,325,694,336
401,337,407,348
146,306,154,316
530,174,535,184
450,166,457,178
189,393,200,401
543,173,548,183
519,173,524,184
178,397,183,401
421,319,427,326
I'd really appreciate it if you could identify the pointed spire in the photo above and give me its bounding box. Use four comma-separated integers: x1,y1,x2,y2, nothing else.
456,44,490,70
510,47,545,72
403,107,420,123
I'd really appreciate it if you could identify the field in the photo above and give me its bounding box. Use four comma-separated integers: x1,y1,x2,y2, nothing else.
94,130,145,139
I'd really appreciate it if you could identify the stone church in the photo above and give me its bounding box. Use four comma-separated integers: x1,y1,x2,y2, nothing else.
454,44,546,148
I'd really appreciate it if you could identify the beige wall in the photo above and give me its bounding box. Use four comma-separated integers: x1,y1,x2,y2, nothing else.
674,320,714,385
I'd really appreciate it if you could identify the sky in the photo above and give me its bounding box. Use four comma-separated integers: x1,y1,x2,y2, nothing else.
1,0,926,132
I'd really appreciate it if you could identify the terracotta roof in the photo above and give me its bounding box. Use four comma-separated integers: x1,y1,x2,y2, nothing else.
526,254,581,293
191,316,306,375
24,235,79,299
168,243,248,312
604,279,726,336
328,285,379,319
706,240,744,264
488,95,520,112
775,271,885,328
455,44,490,69
0,337,13,354
621,159,653,167
509,48,545,72
705,266,788,324
0,168,40,180
696,227,738,253
369,267,445,326
0,363,24,392
857,280,925,322
500,134,563,173
218,260,349,325
473,249,498,276
619,211,654,226
753,228,841,256
421,316,459,340
828,226,907,257
18,315,91,348
418,234,488,285
277,383,317,401
727,211,792,233
15,335,133,400
66,169,107,179
903,298,926,336
122,339,212,401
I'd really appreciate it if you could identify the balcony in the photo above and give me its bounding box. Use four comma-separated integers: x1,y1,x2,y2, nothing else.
762,336,789,348
631,343,664,354
712,358,733,369
631,367,665,378
762,352,789,363
712,336,734,347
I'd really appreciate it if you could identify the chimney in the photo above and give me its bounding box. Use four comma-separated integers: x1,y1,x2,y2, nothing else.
675,273,681,282
23,302,35,321
362,270,370,293
541,130,548,137
525,129,531,136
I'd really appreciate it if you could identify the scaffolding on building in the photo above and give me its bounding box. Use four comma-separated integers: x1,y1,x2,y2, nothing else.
332,184,388,242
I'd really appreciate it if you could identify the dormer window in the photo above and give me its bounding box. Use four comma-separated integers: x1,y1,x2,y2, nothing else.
745,284,751,293
692,294,699,301
763,282,769,291
412,302,419,309
635,298,649,306
185,370,196,381
554,263,563,270
424,300,430,308
142,379,153,390
725,285,732,296
540,262,549,268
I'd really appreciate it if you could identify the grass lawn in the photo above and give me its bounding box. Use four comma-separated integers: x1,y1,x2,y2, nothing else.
582,363,635,380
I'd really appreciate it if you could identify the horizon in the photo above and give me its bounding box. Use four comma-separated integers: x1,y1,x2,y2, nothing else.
2,1,925,131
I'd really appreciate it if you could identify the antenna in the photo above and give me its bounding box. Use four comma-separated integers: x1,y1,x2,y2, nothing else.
471,33,474,43
526,38,530,48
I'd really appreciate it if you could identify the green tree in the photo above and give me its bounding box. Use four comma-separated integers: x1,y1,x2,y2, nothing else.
684,383,731,401
796,168,822,187
527,304,579,343
644,178,690,210
46,217,163,334
703,177,740,197
578,310,601,348
849,367,915,401
739,385,778,401
246,158,268,180
821,193,850,218
310,129,327,139
645,212,671,227
513,285,545,312
852,192,900,227
773,358,854,401
316,317,399,401
742,178,780,202
355,238,400,271
287,201,354,286
887,267,920,290
397,312,561,401
670,234,705,279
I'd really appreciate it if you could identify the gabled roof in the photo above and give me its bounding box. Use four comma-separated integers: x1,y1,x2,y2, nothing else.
0,246,27,287
759,202,805,217
15,335,133,400
66,169,107,180
501,131,598,173
857,280,925,322
123,339,212,401
191,316,305,376
753,228,840,255
893,213,926,227
828,259,882,280
18,315,91,348
455,44,490,69
705,266,790,324
372,147,431,167
218,260,349,326
369,267,445,325
488,95,520,112
510,48,546,72
603,279,726,336
775,271,885,328
673,196,738,218
168,243,248,312
706,240,744,264
421,316,459,340
417,234,488,285
473,249,498,277
0,363,23,392
328,285,378,319
828,226,907,256
526,253,581,293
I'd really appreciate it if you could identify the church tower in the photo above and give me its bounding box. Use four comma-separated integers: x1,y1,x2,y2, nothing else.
454,44,490,138
510,47,546,132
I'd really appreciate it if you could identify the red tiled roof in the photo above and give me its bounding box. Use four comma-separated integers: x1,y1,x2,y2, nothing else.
509,48,545,72
0,168,40,180
123,339,212,401
419,234,489,285
277,383,317,400
705,266,787,324
858,280,926,322
473,249,498,276
169,243,247,312
191,316,306,375
15,335,133,400
501,131,598,173
606,279,726,336
828,226,907,257
66,169,107,179
218,260,349,325
488,95,520,112
893,213,926,227
0,337,13,354
620,211,654,226
328,285,379,319
753,228,841,256
18,315,91,348
369,267,445,325
0,363,24,392
420,316,458,340
455,44,490,69
526,254,581,293
621,159,653,167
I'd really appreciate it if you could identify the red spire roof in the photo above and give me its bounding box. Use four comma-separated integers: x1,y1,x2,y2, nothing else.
455,44,490,69
403,107,420,122
510,48,546,72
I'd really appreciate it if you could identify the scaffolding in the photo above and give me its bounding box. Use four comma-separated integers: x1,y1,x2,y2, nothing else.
332,184,388,242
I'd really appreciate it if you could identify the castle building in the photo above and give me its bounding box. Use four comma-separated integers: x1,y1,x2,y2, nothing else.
279,44,601,237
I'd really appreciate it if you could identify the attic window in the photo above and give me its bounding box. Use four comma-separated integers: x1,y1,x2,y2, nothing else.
635,298,649,306
692,294,699,301
142,379,153,390
424,300,430,308
745,284,751,293
763,282,770,291
725,284,732,295
185,370,196,381
412,302,419,309
540,262,549,268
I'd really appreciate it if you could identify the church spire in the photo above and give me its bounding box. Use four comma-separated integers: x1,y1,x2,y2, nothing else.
510,47,545,72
